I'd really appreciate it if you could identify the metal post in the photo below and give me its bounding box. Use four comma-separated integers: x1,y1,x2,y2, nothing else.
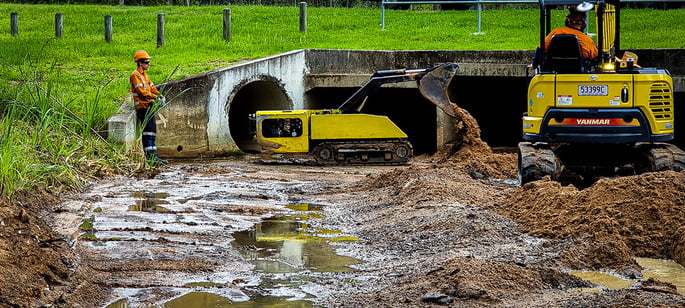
223,8,231,41
55,12,63,38
104,15,112,42
381,1,386,29
10,12,18,37
474,0,484,35
299,2,307,33
157,13,165,47
477,2,482,33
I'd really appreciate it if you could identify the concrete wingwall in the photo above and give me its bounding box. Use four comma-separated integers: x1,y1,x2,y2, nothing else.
108,48,685,158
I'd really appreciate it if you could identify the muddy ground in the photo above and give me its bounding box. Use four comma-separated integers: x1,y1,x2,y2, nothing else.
1,137,685,307
0,104,684,307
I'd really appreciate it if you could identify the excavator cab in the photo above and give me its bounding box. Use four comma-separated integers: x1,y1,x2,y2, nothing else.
519,0,683,186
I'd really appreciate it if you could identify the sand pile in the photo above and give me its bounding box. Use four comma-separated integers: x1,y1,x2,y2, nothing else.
504,171,685,274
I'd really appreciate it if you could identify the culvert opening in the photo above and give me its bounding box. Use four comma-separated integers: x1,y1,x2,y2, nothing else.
229,80,291,153
448,76,529,148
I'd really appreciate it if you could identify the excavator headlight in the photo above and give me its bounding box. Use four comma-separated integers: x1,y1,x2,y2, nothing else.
602,62,615,72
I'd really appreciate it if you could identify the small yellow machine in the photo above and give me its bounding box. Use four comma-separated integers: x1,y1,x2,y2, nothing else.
520,0,685,185
253,63,458,165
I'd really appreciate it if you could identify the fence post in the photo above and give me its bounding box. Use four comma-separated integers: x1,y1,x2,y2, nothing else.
476,0,483,34
157,13,165,47
10,12,18,37
104,15,112,42
299,2,307,33
381,1,386,29
223,8,231,41
55,12,63,38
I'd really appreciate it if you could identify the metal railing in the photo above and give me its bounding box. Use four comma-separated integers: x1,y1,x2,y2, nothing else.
381,0,535,31
380,0,685,31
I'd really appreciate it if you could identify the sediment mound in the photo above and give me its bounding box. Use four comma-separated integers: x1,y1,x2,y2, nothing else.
361,101,685,276
504,171,685,274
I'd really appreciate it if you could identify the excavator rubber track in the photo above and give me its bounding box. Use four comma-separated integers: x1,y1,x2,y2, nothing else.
636,142,685,173
518,142,559,185
519,141,685,186
312,140,413,165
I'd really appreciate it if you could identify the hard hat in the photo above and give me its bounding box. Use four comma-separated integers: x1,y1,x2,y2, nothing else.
134,50,151,62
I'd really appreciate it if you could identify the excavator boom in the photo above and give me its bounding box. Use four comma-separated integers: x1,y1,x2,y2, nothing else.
338,63,459,117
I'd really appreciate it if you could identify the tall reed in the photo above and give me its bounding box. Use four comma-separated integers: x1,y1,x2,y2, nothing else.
0,51,129,198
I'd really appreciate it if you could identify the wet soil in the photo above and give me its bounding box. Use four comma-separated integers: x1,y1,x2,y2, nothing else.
1,104,684,306
2,150,684,307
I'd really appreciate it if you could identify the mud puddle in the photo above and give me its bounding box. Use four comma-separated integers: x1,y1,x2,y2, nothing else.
52,161,381,307
231,203,361,274
570,258,685,294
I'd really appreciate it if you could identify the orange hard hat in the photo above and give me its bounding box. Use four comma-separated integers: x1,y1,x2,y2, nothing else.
134,50,151,62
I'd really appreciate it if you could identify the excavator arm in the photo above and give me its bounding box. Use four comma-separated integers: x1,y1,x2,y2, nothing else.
337,63,459,118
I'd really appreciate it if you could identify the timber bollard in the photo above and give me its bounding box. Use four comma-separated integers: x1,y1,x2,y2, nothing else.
55,12,63,38
299,2,307,33
10,12,18,36
157,13,164,47
104,15,112,42
223,8,231,41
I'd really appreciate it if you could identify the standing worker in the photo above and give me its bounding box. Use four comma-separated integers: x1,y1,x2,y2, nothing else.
130,50,168,166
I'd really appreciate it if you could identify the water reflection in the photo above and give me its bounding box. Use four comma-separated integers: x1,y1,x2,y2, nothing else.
107,293,313,308
231,213,361,273
128,191,171,212
569,270,636,290
570,258,685,294
106,204,359,308
636,257,685,294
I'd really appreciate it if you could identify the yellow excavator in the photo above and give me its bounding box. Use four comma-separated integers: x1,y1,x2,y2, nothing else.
520,0,684,185
252,63,458,165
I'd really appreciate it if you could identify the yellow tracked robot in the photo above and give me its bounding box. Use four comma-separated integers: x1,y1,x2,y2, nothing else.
252,63,458,165
520,0,685,185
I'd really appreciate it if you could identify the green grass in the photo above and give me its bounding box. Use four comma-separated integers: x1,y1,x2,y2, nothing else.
0,4,684,197
1,5,684,112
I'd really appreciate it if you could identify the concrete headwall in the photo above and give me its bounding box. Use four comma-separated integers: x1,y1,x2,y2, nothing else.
108,48,685,158
159,50,306,157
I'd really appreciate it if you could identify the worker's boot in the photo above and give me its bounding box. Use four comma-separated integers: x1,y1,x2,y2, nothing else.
145,151,168,166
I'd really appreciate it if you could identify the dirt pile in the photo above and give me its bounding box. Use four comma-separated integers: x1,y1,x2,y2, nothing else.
359,104,517,201
338,257,591,307
429,104,517,180
503,172,685,275
334,102,685,306
0,192,92,307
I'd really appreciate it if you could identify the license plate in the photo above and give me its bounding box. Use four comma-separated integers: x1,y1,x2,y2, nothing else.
578,85,608,96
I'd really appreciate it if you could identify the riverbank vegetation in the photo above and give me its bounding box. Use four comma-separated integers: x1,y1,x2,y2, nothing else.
1,4,684,197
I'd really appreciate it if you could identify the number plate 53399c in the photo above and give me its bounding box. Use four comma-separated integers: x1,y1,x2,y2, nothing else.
578,85,608,96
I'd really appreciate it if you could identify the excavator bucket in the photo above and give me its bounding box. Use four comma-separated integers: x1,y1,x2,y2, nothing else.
418,63,459,118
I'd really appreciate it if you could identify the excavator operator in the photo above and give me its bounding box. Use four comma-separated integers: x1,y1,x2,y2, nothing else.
530,9,598,70
545,10,598,60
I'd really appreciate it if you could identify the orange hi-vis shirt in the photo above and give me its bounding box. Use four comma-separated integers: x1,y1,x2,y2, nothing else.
130,67,160,110
545,27,599,60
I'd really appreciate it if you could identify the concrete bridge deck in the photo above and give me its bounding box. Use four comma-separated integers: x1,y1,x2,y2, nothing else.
108,49,685,158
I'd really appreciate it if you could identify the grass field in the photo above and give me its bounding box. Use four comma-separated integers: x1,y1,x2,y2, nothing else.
0,4,684,196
